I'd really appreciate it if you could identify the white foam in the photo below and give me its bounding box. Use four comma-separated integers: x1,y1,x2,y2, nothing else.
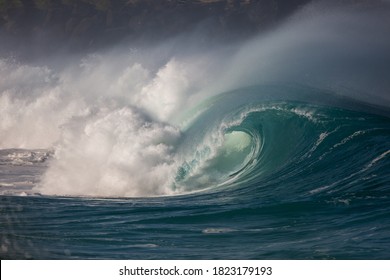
202,228,236,234
333,130,367,149
36,107,181,197
0,54,212,197
364,150,390,171
1,2,390,197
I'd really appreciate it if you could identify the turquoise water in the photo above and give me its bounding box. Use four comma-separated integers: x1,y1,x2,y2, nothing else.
1,85,390,259
2,2,390,260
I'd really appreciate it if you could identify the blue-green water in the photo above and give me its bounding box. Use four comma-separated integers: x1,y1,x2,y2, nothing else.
1,85,390,259
2,2,390,260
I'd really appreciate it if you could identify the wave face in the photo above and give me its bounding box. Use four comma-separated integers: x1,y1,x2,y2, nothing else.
173,86,390,199
1,2,390,259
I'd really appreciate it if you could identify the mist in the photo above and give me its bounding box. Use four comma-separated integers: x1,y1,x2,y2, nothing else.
1,0,389,197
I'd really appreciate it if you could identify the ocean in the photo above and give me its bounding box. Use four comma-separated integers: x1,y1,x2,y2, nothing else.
1,2,390,260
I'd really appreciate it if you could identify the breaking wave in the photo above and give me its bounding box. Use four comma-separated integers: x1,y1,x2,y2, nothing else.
0,2,389,198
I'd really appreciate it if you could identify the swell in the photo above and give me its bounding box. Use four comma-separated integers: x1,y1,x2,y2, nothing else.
1,2,390,198
1,84,389,198
173,85,390,199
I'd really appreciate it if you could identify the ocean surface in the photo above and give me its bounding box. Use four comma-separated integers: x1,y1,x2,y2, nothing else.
1,85,390,259
1,3,390,260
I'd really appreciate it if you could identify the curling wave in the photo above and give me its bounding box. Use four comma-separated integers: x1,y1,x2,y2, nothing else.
172,85,390,199
0,2,389,198
1,1,390,260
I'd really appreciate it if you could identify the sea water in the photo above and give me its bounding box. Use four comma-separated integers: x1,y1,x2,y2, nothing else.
1,3,390,259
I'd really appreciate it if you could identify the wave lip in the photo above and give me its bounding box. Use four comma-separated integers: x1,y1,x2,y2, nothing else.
1,1,390,198
172,86,390,198
1,85,388,199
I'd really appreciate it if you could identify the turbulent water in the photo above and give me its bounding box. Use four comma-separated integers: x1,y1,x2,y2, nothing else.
1,2,390,259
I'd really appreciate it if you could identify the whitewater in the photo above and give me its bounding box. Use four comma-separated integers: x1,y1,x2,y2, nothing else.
1,2,390,259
